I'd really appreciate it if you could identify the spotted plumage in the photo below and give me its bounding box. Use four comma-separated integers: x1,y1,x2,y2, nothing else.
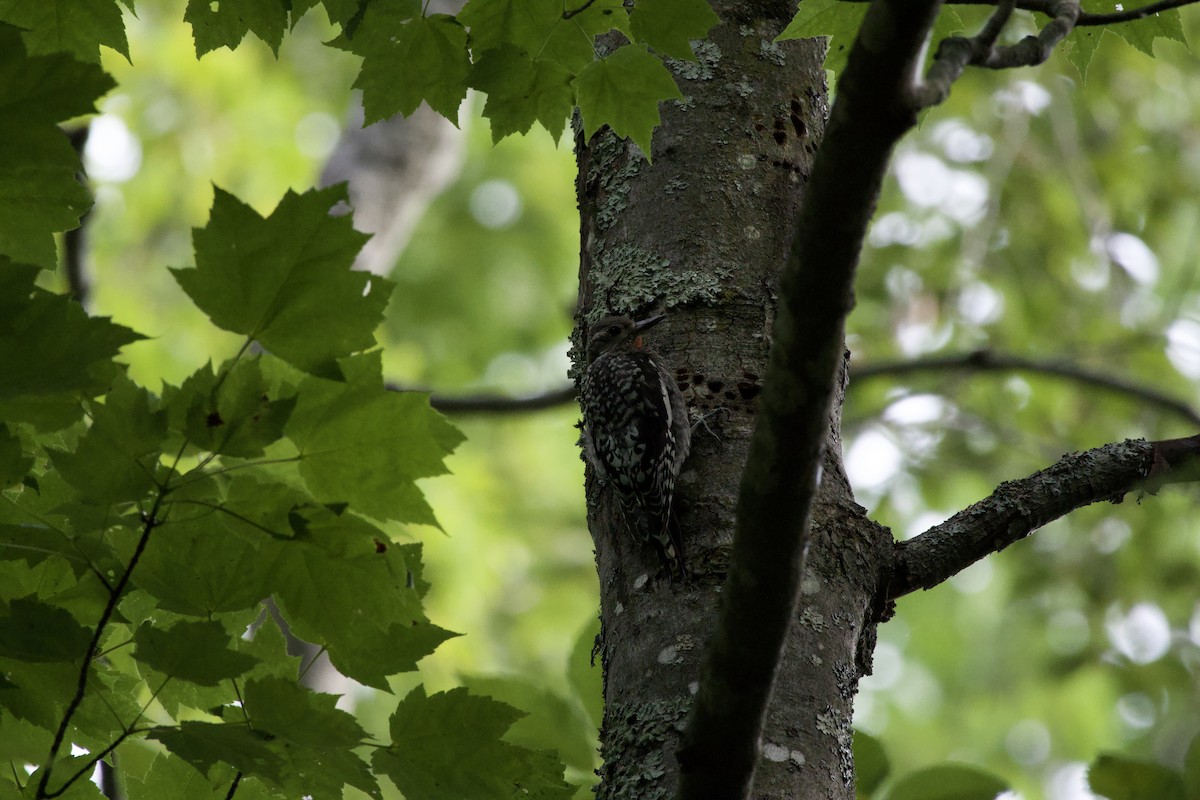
579,314,690,574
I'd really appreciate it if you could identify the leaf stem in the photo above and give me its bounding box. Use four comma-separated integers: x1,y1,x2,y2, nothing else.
42,728,148,799
212,338,255,397
223,771,243,800
297,645,328,684
35,489,167,799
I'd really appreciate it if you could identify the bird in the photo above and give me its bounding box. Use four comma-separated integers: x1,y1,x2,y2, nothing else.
579,313,691,575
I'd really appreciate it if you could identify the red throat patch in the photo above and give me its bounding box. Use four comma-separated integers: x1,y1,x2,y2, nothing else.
633,335,644,349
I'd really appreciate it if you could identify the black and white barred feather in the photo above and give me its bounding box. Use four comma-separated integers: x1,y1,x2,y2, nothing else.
580,314,690,574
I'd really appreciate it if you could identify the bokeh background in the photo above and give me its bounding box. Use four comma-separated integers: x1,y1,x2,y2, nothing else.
74,4,1200,797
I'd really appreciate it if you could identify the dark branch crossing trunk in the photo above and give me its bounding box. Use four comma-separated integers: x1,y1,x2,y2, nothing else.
572,3,1200,799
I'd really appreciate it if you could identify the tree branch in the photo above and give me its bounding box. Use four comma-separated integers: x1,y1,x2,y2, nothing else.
677,2,945,797
36,497,164,799
945,0,1200,24
382,348,1200,427
851,350,1200,427
889,434,1200,599
424,384,576,413
911,0,1079,108
844,0,1200,26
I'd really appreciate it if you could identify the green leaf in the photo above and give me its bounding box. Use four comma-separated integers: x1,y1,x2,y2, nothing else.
244,677,379,799
183,0,289,56
573,44,682,156
776,0,865,77
0,30,114,267
1088,754,1188,800
133,620,258,685
885,763,1008,800
125,753,249,800
238,612,302,683
0,424,32,488
171,186,386,378
373,686,573,800
150,721,287,786
51,373,167,504
0,0,129,62
629,0,718,61
270,512,457,687
853,729,889,798
0,656,78,730
1063,4,1185,79
1184,732,1200,800
460,0,628,73
0,260,142,427
295,0,364,27
133,484,286,615
0,596,91,662
26,756,108,798
164,358,296,458
464,673,597,772
344,11,470,124
566,616,602,729
287,368,463,525
150,680,380,800
469,45,574,142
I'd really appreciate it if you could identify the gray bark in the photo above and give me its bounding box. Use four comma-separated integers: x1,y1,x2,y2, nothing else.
573,8,891,798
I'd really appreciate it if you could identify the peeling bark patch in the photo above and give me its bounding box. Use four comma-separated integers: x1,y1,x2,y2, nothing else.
634,573,650,590
663,177,688,195
763,742,789,762
586,131,643,232
666,40,722,81
657,645,680,664
599,698,692,800
758,39,786,65
800,607,826,631
589,243,729,316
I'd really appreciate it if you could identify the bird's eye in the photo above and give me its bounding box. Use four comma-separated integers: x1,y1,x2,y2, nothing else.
607,325,621,336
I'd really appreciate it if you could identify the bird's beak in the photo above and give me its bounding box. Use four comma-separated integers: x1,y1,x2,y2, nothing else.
633,313,666,333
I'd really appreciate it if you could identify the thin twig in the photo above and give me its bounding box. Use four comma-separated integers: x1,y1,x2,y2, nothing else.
944,0,1200,24
562,0,597,19
34,489,159,800
851,350,1200,427
1076,0,1200,25
844,0,1200,25
223,772,243,800
43,729,147,800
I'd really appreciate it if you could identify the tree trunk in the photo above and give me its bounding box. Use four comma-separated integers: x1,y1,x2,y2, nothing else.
574,7,893,798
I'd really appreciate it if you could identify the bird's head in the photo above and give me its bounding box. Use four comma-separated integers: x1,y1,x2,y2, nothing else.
586,314,665,361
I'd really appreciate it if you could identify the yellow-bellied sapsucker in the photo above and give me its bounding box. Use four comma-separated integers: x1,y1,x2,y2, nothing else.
580,314,691,575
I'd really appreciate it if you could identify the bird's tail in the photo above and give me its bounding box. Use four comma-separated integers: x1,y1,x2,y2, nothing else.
617,494,686,578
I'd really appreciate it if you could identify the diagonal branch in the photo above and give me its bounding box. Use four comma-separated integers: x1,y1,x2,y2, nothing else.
851,350,1200,427
889,434,1200,599
677,1,946,797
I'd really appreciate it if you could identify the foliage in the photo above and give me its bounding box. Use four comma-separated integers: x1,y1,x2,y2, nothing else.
5,0,1200,798
0,0,724,793
778,1,1187,81
0,116,572,797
